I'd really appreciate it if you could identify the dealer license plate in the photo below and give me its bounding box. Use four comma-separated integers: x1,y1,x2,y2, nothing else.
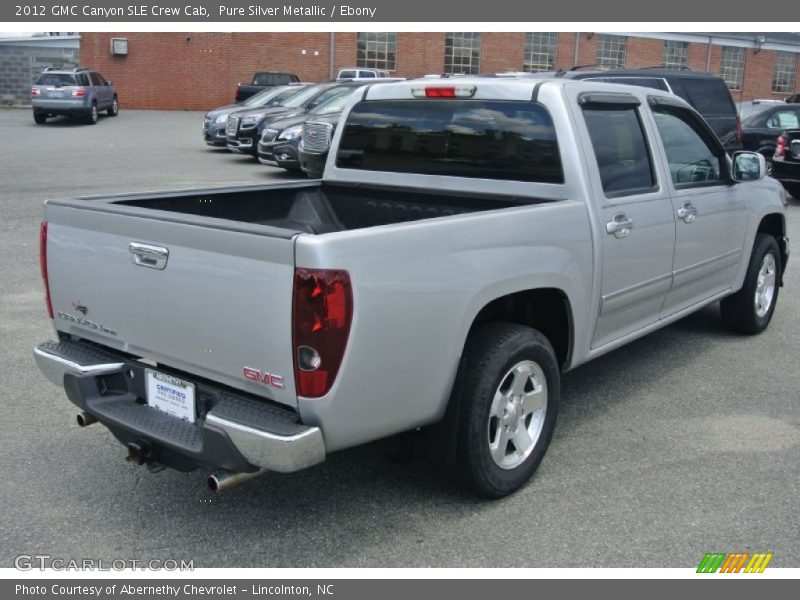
145,370,196,423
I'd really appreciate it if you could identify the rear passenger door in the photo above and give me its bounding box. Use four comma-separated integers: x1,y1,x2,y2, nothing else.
578,92,677,348
648,98,748,316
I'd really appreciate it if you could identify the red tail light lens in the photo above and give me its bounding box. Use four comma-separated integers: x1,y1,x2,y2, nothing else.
776,135,786,159
31,87,40,96
292,268,353,398
736,115,743,144
72,88,87,97
426,87,456,98
39,222,53,319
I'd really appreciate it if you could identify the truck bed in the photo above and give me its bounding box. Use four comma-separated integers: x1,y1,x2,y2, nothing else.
107,182,533,234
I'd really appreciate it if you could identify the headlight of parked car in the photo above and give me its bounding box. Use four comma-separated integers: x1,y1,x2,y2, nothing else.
278,124,303,141
215,114,228,124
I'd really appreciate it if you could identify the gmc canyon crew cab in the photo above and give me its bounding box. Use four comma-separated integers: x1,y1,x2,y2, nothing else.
34,78,789,498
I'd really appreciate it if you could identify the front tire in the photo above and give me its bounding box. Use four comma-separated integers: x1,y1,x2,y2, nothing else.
721,233,781,334
455,323,559,498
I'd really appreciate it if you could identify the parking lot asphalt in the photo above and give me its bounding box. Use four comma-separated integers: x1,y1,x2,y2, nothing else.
0,107,798,569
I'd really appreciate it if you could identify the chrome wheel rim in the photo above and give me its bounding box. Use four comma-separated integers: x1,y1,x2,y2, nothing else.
487,360,547,470
112,99,118,114
91,106,97,121
754,253,776,318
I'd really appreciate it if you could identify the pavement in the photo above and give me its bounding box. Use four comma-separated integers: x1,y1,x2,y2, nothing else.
0,108,798,569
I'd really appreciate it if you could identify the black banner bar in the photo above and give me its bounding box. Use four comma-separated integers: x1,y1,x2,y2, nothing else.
5,0,800,22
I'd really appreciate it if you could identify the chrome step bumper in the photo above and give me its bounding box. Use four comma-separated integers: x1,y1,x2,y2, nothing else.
33,340,325,473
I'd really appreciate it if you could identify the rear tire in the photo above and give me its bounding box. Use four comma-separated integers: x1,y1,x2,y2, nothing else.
455,322,559,498
785,182,800,200
108,97,119,117
33,112,47,125
721,233,781,334
86,103,98,125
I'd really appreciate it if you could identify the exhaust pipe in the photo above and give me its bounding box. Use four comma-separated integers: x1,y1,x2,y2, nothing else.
208,469,266,493
76,411,97,427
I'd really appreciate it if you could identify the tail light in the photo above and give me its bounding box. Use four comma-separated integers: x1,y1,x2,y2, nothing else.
39,222,53,319
775,135,786,159
292,268,353,398
72,88,87,97
31,87,40,96
736,115,743,144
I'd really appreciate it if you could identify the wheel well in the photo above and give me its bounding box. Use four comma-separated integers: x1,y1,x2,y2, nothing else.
469,289,572,369
757,213,788,280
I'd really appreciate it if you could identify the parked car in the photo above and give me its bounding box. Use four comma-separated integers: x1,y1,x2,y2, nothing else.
531,67,742,152
737,99,785,120
772,130,800,199
235,72,300,102
226,81,363,157
31,67,118,125
337,67,392,80
257,87,356,171
721,103,800,159
298,113,340,178
34,78,788,498
203,84,308,147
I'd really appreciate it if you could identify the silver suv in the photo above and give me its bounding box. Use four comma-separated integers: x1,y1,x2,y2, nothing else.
32,67,119,125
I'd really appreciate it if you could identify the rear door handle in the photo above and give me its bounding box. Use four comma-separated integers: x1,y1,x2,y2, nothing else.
129,243,169,270
606,213,634,238
677,203,698,223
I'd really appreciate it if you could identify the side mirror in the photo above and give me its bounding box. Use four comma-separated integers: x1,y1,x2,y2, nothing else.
732,151,767,182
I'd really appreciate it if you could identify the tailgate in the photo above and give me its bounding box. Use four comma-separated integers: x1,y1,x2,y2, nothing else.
44,201,299,408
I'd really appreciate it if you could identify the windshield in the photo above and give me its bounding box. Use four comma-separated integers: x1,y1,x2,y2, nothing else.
308,89,354,115
243,85,293,107
282,84,334,108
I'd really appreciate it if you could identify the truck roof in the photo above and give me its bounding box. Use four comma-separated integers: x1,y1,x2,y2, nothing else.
360,76,691,108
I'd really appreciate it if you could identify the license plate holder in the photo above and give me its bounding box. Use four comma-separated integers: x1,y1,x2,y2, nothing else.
145,370,196,423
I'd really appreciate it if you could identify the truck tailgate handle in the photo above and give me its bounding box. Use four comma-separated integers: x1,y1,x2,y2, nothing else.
129,243,169,270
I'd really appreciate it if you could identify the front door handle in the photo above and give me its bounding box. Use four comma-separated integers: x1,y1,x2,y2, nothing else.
129,243,169,270
606,213,634,238
677,203,698,223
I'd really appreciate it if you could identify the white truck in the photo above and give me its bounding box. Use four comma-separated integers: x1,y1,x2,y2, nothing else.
35,78,789,497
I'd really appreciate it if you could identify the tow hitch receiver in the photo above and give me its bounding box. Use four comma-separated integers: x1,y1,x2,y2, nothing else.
126,441,151,465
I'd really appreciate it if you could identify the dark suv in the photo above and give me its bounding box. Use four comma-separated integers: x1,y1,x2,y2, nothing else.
31,67,119,125
544,67,741,152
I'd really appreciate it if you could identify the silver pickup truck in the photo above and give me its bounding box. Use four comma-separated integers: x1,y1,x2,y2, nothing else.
35,78,789,498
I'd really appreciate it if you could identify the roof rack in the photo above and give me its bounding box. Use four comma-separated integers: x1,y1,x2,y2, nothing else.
570,64,628,71
639,65,695,71
43,65,89,72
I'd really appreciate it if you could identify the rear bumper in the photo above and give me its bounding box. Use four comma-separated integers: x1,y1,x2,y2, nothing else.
34,340,325,474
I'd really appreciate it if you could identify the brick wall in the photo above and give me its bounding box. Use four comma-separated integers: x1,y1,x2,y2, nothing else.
0,43,78,105
78,32,800,110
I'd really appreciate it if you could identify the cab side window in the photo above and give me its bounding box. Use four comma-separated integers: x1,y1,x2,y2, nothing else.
766,110,800,130
582,104,656,197
652,106,724,186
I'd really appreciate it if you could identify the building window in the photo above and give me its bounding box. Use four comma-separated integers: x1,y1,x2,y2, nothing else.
444,32,481,74
720,46,745,91
596,34,627,68
523,33,558,72
357,32,397,71
662,40,689,69
773,51,797,94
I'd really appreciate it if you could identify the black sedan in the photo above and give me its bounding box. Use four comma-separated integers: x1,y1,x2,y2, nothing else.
257,87,354,171
722,103,800,158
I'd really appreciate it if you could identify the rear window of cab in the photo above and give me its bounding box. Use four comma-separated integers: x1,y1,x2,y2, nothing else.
336,99,564,183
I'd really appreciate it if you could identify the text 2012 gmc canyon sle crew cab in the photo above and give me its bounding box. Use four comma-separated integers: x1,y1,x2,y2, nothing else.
35,78,789,497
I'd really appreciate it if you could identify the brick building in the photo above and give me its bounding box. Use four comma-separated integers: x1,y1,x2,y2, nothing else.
76,32,800,110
